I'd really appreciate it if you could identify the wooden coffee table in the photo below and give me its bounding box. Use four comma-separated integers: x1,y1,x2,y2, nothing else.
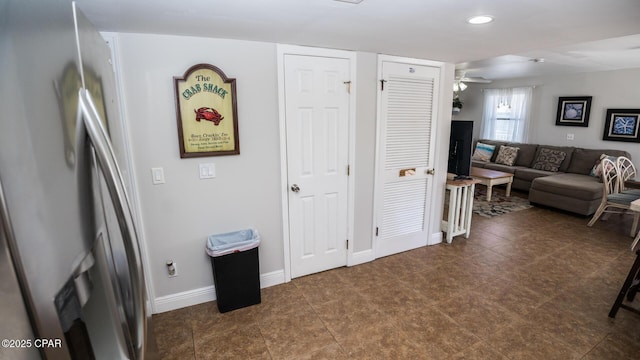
470,167,514,202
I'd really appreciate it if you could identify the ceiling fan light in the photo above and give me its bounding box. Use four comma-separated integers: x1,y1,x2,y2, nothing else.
453,81,468,92
467,15,494,25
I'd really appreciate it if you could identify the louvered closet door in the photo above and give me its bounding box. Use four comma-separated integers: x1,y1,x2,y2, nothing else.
375,61,440,258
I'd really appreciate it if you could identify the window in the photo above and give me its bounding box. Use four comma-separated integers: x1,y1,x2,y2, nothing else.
480,87,533,142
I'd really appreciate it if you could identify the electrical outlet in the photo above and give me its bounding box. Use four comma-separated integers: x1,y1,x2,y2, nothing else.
166,260,178,277
566,133,575,141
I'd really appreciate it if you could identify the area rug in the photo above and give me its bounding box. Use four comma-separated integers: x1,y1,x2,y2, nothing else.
472,187,533,218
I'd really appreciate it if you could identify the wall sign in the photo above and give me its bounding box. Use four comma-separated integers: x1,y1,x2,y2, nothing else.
174,64,239,158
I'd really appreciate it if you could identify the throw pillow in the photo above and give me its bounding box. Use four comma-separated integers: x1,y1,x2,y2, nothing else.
532,148,567,172
495,145,519,166
590,154,618,178
472,142,496,162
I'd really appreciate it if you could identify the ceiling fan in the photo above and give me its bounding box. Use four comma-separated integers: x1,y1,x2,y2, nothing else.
455,70,492,84
453,71,492,92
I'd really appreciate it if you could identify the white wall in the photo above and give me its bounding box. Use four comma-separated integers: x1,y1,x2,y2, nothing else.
452,84,484,140
116,34,284,307
458,67,640,162
114,33,452,312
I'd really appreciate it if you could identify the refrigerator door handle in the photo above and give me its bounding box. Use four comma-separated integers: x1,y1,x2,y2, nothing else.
77,88,146,359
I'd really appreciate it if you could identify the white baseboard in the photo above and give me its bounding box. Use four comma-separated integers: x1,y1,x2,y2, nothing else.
154,285,215,314
429,231,443,246
259,269,286,288
153,269,285,314
349,249,375,266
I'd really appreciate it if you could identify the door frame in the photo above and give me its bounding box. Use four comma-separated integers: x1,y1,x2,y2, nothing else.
277,44,357,282
372,54,449,259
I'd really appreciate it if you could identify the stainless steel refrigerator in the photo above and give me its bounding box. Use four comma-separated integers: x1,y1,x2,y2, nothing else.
0,0,157,358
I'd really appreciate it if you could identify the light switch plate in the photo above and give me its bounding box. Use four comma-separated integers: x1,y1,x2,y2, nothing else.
151,167,165,185
199,163,216,179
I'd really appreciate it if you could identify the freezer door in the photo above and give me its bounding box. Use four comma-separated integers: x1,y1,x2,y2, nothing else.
76,87,147,359
72,3,148,359
73,1,133,180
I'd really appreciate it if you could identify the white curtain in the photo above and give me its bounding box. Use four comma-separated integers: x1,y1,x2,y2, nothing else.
480,86,533,142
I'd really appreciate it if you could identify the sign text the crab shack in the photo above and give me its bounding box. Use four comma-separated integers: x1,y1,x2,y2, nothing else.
174,64,240,158
181,75,229,100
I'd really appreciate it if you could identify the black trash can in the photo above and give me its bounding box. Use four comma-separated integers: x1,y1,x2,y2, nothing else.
206,229,261,313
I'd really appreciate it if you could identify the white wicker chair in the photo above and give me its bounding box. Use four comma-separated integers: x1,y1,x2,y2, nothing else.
632,223,640,252
617,156,640,196
587,158,640,237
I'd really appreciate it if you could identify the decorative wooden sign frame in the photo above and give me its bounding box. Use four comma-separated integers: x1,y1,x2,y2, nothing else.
174,64,239,158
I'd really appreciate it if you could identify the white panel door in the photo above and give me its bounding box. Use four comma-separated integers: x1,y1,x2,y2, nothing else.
284,54,350,278
374,60,440,258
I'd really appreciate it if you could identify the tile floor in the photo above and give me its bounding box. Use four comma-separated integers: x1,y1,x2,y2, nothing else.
153,190,640,359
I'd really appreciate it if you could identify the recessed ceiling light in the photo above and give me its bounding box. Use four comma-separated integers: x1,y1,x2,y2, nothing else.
334,0,364,4
467,15,494,25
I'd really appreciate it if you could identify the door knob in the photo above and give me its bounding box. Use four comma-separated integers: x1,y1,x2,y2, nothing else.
426,168,435,175
291,184,300,192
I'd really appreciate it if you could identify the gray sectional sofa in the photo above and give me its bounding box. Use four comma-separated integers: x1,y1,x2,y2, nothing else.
471,140,631,216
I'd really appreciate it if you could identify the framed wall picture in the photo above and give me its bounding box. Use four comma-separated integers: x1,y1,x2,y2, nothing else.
602,109,640,142
174,64,240,158
555,96,592,127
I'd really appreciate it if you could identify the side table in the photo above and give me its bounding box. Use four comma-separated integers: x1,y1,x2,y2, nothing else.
441,177,481,243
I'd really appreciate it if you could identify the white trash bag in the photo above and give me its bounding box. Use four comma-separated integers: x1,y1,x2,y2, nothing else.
206,228,260,257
